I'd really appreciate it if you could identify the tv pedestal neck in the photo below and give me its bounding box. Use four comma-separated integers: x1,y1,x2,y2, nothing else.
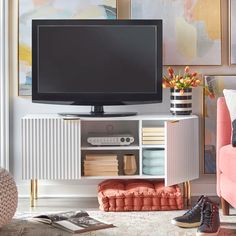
59,105,137,117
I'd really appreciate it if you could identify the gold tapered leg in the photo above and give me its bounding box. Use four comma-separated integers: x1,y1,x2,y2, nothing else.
183,182,188,208
30,179,38,207
187,181,191,207
35,180,38,200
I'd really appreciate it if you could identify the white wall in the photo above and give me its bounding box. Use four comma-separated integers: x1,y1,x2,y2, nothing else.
9,0,236,198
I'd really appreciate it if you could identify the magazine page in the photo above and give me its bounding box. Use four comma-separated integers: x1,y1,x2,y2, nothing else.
54,215,114,233
32,211,89,224
32,211,114,233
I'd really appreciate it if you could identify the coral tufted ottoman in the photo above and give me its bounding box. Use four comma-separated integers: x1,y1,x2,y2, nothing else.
98,180,183,212
0,168,18,228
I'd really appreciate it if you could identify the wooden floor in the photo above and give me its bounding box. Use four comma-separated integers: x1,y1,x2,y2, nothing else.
17,197,100,213
17,196,221,213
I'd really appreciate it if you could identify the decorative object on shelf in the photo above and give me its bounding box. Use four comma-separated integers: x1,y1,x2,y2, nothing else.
170,88,193,115
98,180,183,211
204,75,236,174
84,154,118,176
163,66,214,115
142,149,165,176
87,134,134,146
142,127,165,145
18,0,117,96
123,154,137,175
230,0,236,65
0,168,18,228
131,0,221,65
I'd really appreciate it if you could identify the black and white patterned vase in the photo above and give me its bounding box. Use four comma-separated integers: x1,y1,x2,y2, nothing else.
170,88,192,115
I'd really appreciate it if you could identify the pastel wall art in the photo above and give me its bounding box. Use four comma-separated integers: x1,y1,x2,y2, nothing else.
18,0,117,96
132,0,222,66
230,0,236,64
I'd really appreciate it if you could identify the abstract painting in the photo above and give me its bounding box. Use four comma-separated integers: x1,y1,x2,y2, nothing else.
204,76,236,174
230,0,236,64
131,0,222,66
19,0,117,96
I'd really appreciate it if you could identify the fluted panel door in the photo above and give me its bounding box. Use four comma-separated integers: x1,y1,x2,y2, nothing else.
22,118,81,180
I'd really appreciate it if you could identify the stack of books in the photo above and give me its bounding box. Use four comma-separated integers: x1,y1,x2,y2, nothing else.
142,127,165,145
84,154,119,176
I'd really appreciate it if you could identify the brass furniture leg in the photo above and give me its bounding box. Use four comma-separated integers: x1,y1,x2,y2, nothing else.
183,182,188,208
30,179,38,207
187,181,191,207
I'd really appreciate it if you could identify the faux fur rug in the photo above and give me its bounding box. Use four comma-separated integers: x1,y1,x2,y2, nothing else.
0,210,236,236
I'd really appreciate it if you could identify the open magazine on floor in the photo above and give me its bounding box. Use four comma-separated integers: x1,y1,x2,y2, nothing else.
30,211,115,234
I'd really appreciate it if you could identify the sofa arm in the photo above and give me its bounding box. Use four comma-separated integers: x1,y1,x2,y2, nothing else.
217,97,232,152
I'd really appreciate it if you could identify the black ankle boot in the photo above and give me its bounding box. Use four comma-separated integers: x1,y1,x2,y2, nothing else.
196,201,220,236
172,196,209,228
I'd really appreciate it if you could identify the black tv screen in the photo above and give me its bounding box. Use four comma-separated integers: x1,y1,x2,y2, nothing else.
32,20,162,107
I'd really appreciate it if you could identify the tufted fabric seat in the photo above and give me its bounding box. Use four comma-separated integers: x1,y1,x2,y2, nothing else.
0,168,18,228
98,179,183,212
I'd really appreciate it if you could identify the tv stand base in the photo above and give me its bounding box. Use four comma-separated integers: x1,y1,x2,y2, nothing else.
59,105,137,117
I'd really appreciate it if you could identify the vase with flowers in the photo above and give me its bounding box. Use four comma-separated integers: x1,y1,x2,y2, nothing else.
163,66,214,115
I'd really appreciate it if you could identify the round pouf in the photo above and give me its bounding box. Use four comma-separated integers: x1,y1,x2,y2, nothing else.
0,168,18,228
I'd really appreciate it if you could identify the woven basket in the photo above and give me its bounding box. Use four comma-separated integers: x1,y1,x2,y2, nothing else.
0,168,18,228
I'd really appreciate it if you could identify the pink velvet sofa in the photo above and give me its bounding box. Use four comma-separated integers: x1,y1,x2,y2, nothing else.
217,97,236,215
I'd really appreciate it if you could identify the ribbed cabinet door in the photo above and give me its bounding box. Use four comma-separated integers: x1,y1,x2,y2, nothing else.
165,118,199,186
22,118,80,180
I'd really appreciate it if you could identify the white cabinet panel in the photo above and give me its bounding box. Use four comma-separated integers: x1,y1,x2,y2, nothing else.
22,118,80,180
165,118,199,186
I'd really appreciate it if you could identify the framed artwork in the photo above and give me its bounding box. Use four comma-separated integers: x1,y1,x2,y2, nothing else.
204,76,236,174
18,0,117,96
229,0,236,64
131,0,222,66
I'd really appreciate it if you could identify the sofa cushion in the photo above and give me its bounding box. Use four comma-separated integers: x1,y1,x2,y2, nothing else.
98,179,183,212
219,145,236,182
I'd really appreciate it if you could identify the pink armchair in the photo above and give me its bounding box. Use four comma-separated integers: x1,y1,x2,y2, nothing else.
217,97,236,215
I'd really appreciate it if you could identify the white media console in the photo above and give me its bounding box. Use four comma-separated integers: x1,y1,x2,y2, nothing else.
21,114,199,206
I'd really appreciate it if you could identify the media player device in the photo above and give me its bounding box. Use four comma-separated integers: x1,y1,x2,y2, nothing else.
87,134,135,146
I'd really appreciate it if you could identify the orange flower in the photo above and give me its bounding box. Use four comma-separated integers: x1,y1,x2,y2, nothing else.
184,66,190,73
162,66,214,98
168,67,174,75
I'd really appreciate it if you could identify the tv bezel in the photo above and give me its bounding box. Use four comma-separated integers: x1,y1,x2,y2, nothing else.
32,19,163,106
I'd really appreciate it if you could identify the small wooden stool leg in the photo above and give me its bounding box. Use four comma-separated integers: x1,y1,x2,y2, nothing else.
221,197,230,215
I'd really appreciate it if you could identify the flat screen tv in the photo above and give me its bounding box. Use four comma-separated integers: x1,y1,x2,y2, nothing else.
32,19,163,117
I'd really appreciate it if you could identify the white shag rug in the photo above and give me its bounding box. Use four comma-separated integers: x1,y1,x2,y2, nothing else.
0,210,236,236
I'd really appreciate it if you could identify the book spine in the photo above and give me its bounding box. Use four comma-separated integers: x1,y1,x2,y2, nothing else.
84,166,118,171
84,171,118,176
142,127,165,132
142,132,165,137
142,137,165,141
142,141,165,145
85,157,118,161
84,160,118,165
